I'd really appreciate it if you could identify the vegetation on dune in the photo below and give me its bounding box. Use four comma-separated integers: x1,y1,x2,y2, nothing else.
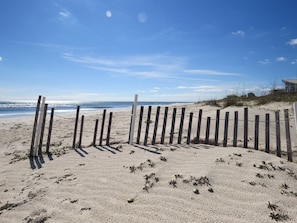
203,91,297,108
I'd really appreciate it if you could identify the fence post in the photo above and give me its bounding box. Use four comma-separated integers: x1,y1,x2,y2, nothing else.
294,102,297,132
72,106,80,149
34,96,46,156
205,117,211,144
169,108,177,144
275,111,281,157
38,103,48,155
243,107,248,148
254,115,259,150
93,119,99,146
152,106,160,145
46,107,54,154
128,105,133,144
196,109,203,143
223,112,229,147
136,106,144,144
30,95,42,157
99,109,106,146
177,107,185,144
265,113,270,153
214,109,220,146
106,112,113,146
187,112,193,144
144,106,152,146
161,107,168,144
233,111,238,147
78,115,84,148
284,109,293,162
129,94,138,144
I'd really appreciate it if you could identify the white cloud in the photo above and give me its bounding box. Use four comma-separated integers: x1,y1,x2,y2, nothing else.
258,59,270,65
59,10,71,18
291,59,297,64
183,69,242,76
106,10,112,18
276,57,286,62
0,56,2,62
138,12,147,23
232,30,245,37
288,38,297,46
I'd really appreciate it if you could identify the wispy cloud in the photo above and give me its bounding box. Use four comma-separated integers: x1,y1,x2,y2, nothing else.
62,53,187,78
258,59,270,65
182,69,242,76
291,59,297,65
276,57,286,62
232,30,245,37
287,38,297,46
0,56,2,62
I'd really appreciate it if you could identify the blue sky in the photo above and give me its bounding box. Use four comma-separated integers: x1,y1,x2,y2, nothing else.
1,0,297,102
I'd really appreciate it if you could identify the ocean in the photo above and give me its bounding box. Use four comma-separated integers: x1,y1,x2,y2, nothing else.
0,101,187,118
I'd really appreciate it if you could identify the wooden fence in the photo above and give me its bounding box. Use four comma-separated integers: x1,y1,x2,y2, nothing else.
128,105,296,162
30,96,296,163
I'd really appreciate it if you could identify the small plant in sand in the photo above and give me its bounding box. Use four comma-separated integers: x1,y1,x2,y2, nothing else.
146,159,155,168
233,153,242,157
267,202,290,221
267,201,278,211
236,162,242,167
175,174,183,179
256,173,264,178
281,183,289,190
169,179,177,188
208,188,214,193
215,158,225,163
143,173,159,193
160,156,167,162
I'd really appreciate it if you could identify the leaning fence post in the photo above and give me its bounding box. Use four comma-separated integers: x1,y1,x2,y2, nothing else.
93,119,99,146
223,112,229,147
30,95,42,157
233,111,238,147
99,109,106,146
265,113,270,153
136,106,144,144
106,112,113,146
38,103,48,155
254,115,259,150
46,107,54,154
214,109,220,146
177,107,186,144
284,109,293,162
205,117,211,144
78,115,84,148
187,112,193,144
196,109,203,143
275,111,281,157
34,96,46,156
72,106,80,149
169,108,177,144
144,106,152,146
161,107,168,144
152,106,160,145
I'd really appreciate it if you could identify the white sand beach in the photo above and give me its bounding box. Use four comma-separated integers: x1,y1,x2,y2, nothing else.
1,102,297,222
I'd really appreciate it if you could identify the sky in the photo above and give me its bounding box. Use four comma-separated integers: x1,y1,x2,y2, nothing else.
1,0,297,102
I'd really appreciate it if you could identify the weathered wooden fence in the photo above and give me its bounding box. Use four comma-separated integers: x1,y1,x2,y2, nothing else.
30,95,297,163
128,105,296,162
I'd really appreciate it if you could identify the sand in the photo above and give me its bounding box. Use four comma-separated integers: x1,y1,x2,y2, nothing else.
1,102,297,222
